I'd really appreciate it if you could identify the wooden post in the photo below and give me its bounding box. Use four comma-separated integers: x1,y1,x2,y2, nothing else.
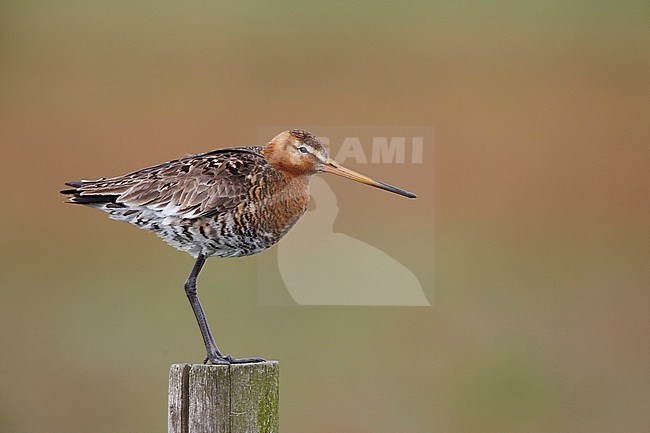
168,362,279,433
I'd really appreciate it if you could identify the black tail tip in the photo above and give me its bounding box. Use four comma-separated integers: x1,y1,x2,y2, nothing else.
61,181,82,197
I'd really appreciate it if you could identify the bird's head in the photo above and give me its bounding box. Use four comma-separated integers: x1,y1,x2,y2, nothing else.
264,129,416,199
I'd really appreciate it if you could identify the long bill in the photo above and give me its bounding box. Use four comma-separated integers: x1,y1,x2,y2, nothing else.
321,158,417,199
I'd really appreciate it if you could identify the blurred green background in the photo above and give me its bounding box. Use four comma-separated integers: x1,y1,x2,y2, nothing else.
1,1,649,432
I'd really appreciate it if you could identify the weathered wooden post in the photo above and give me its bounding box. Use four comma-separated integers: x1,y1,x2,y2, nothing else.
168,362,279,433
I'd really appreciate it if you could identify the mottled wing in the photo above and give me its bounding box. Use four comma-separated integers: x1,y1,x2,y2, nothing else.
63,147,267,220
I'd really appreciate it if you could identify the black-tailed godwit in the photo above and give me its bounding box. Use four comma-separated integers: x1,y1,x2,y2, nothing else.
62,129,416,364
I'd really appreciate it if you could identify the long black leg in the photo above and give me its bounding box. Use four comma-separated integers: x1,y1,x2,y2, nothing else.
183,254,265,365
184,254,224,363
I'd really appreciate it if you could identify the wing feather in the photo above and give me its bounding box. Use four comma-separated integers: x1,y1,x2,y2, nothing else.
62,147,268,219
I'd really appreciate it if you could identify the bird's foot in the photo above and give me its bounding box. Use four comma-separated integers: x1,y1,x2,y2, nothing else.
203,354,266,365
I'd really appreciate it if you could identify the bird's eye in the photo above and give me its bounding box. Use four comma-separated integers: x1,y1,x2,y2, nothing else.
298,146,309,154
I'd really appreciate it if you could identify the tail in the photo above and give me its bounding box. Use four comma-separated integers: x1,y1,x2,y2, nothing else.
60,181,122,206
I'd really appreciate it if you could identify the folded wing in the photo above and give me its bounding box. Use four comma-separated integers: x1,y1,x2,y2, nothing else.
61,148,267,220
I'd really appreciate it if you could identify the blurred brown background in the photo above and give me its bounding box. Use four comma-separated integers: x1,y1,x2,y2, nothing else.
1,1,649,432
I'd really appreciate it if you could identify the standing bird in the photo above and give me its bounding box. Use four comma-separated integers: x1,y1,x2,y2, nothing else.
62,129,416,364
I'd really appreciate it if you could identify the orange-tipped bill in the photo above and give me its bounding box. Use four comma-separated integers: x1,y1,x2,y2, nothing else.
321,159,417,199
